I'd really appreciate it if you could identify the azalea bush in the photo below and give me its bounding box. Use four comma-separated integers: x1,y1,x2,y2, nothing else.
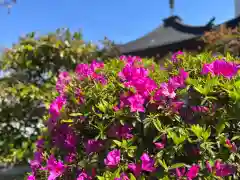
27,52,240,179
0,28,120,164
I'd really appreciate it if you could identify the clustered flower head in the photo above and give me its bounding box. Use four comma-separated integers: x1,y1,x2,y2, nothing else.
201,59,239,79
27,54,239,179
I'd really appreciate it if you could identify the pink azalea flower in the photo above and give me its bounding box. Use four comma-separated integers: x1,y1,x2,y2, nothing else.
171,51,184,63
127,94,145,112
201,59,238,79
175,167,186,178
90,60,104,71
64,132,77,151
77,170,92,180
75,63,93,78
120,55,142,65
140,153,156,172
206,160,236,177
36,138,44,149
154,142,165,149
91,73,107,85
104,149,121,168
49,96,66,118
27,174,36,180
75,88,85,104
118,65,148,81
169,68,189,89
158,82,176,99
30,151,43,170
154,134,167,150
171,101,184,112
114,173,130,180
46,155,65,180
84,139,105,154
56,71,71,95
64,152,76,163
107,123,133,140
186,164,199,179
126,77,157,97
128,163,142,177
225,139,237,153
191,106,209,113
215,164,236,177
206,161,212,173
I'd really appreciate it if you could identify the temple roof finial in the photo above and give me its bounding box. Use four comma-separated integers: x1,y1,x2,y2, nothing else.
169,0,174,16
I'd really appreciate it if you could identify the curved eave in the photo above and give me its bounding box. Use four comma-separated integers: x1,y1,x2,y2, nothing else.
118,16,213,54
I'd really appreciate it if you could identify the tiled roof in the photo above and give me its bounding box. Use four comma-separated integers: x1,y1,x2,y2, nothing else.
118,15,240,54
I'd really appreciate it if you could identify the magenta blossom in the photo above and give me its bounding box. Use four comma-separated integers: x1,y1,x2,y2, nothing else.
120,55,142,65
45,155,65,180
84,139,105,154
90,60,104,71
128,163,141,177
175,165,199,179
56,71,71,95
206,160,236,177
49,96,66,118
140,153,156,172
124,77,157,98
75,63,93,79
75,88,85,104
127,94,145,112
175,167,186,178
51,124,77,151
186,164,199,179
77,170,93,180
36,138,44,149
114,173,130,180
225,139,237,153
91,72,107,85
154,142,165,150
169,68,189,89
30,151,43,170
158,82,176,99
171,51,184,63
64,152,76,163
191,106,209,113
27,174,36,180
107,123,133,140
104,149,121,168
171,101,184,113
118,65,148,81
201,59,238,79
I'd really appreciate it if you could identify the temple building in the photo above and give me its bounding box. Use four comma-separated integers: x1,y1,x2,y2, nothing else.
118,0,240,59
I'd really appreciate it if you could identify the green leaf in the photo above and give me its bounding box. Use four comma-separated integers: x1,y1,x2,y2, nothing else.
216,119,226,135
231,135,240,141
60,119,73,123
169,163,186,169
112,167,121,180
202,127,211,141
158,159,168,171
129,173,136,180
113,140,122,147
97,176,105,180
191,124,203,138
153,119,162,132
69,112,83,117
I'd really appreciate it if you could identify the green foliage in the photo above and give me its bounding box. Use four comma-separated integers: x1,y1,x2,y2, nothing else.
0,28,120,164
29,52,240,179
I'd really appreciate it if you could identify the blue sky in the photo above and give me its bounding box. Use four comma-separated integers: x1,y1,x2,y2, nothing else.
0,0,235,48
